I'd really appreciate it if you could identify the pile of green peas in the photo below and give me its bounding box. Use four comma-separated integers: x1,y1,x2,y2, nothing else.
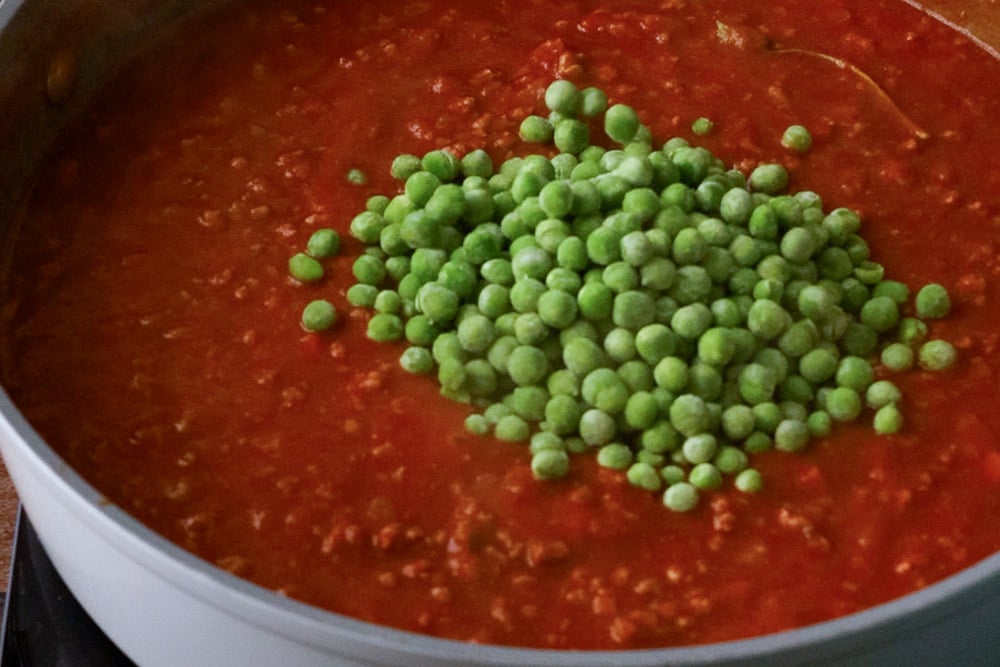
302,79,958,512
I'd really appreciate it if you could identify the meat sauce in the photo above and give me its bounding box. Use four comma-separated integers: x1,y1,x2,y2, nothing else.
2,0,999,650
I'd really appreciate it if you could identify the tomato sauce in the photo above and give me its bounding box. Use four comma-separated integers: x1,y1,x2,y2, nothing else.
2,0,999,650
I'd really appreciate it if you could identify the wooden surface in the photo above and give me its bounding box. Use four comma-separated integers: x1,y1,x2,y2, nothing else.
0,465,17,583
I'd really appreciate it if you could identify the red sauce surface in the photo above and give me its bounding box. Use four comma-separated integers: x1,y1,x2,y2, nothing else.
2,0,999,650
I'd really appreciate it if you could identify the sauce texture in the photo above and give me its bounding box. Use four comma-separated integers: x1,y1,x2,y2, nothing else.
2,0,999,650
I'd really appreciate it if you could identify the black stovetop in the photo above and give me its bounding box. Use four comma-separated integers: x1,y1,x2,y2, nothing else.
0,510,134,666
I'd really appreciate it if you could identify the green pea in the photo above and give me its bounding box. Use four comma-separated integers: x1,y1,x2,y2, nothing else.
806,410,832,437
422,149,460,182
663,482,699,512
350,211,386,244
719,188,754,225
919,339,957,370
836,356,874,392
689,462,723,490
544,79,582,116
306,228,341,259
403,315,438,346
748,163,788,195
562,337,606,377
577,408,615,446
367,313,404,342
580,87,608,117
626,462,662,491
511,386,548,421
734,468,763,493
457,314,495,353
691,116,714,136
747,299,791,340
416,283,460,324
915,283,951,319
352,254,386,286
537,289,578,329
399,346,434,374
289,253,324,283
872,280,909,304
505,344,548,386
860,296,900,333
799,348,839,384
465,413,490,435
682,433,718,465
668,394,710,437
898,317,929,345
461,148,494,179
611,291,655,330
881,342,914,371
509,278,546,313
424,184,466,224
390,154,422,181
866,379,902,409
596,442,633,469
854,260,885,286
531,449,570,480
781,124,812,152
495,414,530,442
743,431,773,453
714,446,749,475
301,299,337,332
780,227,816,263
841,323,879,358
554,119,589,154
545,394,582,435
739,363,778,406
873,403,903,435
346,283,378,308
826,387,862,422
774,419,810,452
604,104,640,144
671,303,713,340
671,145,712,185
603,261,639,294
694,327,733,366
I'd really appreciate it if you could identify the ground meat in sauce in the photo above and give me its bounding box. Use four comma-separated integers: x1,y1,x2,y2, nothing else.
2,0,999,650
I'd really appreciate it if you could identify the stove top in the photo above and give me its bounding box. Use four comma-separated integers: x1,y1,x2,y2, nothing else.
1,510,134,666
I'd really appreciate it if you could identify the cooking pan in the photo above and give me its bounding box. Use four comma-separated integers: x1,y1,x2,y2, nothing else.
0,1,998,665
